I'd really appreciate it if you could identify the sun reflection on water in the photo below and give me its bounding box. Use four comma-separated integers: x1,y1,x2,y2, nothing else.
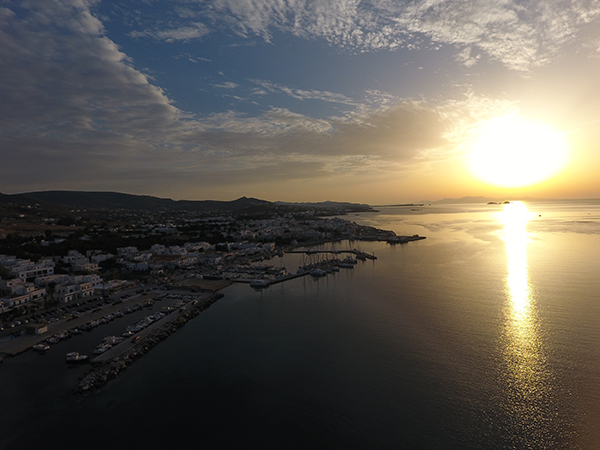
500,202,557,447
502,201,531,315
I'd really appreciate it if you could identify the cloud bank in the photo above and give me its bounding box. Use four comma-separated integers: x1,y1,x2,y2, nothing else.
130,0,600,71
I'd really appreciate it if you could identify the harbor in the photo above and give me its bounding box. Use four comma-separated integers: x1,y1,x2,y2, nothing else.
0,235,427,393
0,285,225,393
230,248,374,288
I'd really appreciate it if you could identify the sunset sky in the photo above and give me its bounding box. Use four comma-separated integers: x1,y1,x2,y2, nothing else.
2,0,600,203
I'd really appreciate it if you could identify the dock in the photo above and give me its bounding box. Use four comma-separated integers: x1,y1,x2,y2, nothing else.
386,235,426,244
286,249,377,260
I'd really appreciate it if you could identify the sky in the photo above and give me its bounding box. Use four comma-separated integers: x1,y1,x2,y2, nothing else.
2,0,600,203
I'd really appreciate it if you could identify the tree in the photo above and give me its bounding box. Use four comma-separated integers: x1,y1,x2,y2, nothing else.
45,282,58,309
0,264,10,279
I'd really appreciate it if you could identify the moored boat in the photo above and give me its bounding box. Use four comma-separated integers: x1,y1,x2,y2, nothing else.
65,352,89,363
92,343,112,354
103,335,124,345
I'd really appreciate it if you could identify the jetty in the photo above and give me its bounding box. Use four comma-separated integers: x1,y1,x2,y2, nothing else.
286,249,377,260
75,292,223,393
386,235,426,244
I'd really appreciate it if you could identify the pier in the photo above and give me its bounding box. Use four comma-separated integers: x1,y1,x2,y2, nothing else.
285,249,377,260
386,235,426,244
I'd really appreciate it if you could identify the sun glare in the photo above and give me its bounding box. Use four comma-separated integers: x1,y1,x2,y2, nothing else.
467,114,570,188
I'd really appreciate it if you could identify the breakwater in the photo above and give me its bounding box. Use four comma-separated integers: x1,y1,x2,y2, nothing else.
75,292,224,394
286,248,377,260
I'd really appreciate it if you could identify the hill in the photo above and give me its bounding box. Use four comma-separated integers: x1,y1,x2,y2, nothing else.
2,190,372,215
16,191,270,213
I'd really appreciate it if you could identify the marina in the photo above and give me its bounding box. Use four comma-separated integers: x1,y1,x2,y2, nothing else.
0,232,427,395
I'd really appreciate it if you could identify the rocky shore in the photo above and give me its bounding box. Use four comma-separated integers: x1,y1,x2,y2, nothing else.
75,292,224,394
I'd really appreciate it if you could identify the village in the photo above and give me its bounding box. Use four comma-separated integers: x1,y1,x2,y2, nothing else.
0,204,402,333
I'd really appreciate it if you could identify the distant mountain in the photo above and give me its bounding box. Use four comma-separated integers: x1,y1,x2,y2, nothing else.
15,191,272,213
0,191,36,206
424,196,554,204
6,190,371,215
426,196,498,204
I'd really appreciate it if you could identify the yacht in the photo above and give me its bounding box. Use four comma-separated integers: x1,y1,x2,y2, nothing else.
92,344,112,354
65,352,89,363
103,335,124,345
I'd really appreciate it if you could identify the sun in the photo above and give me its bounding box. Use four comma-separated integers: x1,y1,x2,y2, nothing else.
467,114,570,188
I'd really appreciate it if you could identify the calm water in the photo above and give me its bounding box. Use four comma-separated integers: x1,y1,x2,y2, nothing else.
2,200,600,449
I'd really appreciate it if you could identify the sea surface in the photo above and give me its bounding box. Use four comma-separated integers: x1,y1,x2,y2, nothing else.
1,200,600,449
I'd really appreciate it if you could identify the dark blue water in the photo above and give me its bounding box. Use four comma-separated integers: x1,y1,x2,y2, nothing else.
2,201,600,449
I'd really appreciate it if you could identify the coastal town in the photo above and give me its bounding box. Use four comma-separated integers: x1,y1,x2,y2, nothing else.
0,192,424,391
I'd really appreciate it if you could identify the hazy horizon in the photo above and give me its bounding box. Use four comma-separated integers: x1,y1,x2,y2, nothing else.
5,188,600,207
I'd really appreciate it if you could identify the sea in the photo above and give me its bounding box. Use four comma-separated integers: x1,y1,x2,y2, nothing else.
1,200,600,450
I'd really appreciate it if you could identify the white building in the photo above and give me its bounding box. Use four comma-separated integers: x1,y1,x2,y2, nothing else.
6,259,55,280
54,274,103,303
0,279,46,310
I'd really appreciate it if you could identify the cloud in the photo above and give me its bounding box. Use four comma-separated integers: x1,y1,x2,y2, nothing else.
250,80,357,105
126,0,600,72
0,1,185,185
130,22,210,42
212,82,240,89
2,0,582,201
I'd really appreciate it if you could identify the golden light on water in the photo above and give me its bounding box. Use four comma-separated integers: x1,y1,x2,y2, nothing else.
500,201,555,445
502,201,531,314
468,114,570,188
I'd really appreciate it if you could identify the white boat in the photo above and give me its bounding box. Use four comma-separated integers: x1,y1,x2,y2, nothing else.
66,352,89,363
92,344,112,354
103,335,124,345
310,269,327,277
250,280,270,288
33,343,50,352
